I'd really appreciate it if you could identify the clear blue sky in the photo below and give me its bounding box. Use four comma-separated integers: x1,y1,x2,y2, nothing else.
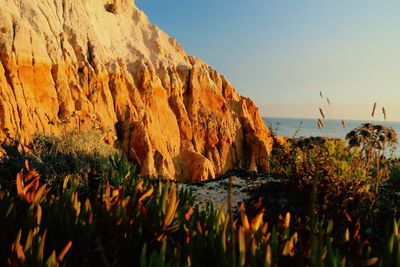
136,1,400,121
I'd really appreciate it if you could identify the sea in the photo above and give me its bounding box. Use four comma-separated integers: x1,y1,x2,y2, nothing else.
263,117,400,157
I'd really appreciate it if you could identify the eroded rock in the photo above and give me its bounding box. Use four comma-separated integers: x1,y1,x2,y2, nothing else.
0,0,273,181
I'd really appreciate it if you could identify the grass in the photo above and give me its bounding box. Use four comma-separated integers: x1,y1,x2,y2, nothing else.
0,129,116,195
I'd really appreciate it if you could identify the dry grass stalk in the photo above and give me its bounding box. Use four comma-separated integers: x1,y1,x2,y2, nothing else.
319,108,325,119
371,102,377,117
382,107,387,120
293,121,303,138
317,119,325,129
341,120,346,129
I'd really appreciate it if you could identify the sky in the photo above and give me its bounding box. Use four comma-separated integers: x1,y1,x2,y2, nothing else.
136,1,400,121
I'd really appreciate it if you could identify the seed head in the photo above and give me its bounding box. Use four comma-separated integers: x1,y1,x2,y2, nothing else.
371,102,377,117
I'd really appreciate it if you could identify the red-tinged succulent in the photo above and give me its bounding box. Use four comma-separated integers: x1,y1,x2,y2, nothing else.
16,160,46,204
185,207,194,221
9,228,72,267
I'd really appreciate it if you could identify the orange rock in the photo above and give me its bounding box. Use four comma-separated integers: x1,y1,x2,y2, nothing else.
0,0,273,181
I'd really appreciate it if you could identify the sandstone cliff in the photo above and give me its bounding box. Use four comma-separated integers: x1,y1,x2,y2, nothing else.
0,0,273,181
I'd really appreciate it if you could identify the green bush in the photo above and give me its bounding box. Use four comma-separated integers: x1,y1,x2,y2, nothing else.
269,138,377,218
266,123,398,229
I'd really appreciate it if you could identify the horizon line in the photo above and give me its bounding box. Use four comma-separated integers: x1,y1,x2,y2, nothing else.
263,116,400,123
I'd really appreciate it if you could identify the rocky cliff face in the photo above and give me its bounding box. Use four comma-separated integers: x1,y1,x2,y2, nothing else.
0,0,273,181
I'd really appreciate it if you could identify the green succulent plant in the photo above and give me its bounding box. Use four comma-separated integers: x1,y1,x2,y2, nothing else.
1,155,400,266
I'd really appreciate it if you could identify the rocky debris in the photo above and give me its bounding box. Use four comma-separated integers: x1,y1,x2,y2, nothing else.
0,0,273,181
179,173,279,210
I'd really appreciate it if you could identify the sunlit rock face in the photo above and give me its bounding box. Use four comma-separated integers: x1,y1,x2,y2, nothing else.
0,0,273,181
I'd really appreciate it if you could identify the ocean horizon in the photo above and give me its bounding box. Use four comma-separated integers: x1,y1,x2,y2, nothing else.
263,117,400,157
263,117,400,139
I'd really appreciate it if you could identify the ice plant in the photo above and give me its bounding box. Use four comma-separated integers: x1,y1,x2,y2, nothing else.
16,160,46,204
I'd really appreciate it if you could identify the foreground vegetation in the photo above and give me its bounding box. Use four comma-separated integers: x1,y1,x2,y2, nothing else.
0,125,400,266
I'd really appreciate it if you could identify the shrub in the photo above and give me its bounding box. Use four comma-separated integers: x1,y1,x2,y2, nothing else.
0,129,117,193
267,123,398,221
269,137,376,218
346,123,397,157
346,123,398,190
